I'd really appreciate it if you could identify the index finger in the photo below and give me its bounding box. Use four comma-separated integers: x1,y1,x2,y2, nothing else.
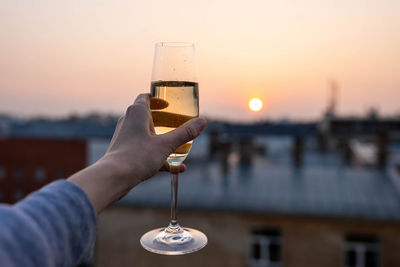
134,93,150,108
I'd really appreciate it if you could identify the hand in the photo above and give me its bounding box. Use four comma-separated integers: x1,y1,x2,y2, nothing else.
68,93,207,213
104,93,206,183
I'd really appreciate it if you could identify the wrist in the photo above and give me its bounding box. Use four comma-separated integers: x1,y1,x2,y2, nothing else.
92,155,138,199
68,156,135,213
98,153,142,187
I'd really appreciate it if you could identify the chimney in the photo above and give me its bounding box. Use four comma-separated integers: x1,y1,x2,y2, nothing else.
292,136,304,167
375,131,388,169
338,138,353,166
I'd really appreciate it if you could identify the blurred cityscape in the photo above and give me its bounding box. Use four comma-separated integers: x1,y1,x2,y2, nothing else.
1,0,399,266
1,98,400,267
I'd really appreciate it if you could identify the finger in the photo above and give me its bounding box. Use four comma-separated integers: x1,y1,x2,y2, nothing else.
159,162,186,173
149,117,156,134
134,93,156,134
125,94,152,132
161,118,207,151
159,163,186,173
126,94,150,117
180,164,186,172
134,93,150,108
159,162,169,171
107,115,125,150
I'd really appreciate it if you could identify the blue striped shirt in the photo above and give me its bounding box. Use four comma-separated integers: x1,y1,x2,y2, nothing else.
0,181,97,267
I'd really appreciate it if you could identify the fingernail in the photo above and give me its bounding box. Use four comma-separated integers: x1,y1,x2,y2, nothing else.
196,118,207,132
170,165,180,174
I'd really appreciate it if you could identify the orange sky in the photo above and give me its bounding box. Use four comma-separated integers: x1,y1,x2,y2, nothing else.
0,0,399,121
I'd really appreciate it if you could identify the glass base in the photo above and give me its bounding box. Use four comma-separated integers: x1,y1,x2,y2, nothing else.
140,225,207,255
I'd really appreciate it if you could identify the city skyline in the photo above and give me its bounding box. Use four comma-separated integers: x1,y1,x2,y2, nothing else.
0,0,399,121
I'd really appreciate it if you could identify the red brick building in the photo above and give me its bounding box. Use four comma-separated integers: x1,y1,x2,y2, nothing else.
0,138,87,203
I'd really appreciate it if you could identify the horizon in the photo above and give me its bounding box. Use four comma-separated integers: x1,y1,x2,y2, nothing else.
1,0,399,121
1,108,398,124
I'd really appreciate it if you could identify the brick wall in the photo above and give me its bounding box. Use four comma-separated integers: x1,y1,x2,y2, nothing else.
0,138,87,203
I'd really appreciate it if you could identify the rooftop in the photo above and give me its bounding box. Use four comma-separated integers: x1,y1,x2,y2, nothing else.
119,156,400,221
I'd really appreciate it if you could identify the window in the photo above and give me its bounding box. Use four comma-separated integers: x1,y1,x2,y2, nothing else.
34,168,46,182
0,166,5,180
249,228,282,267
344,235,380,267
13,168,24,181
14,190,24,201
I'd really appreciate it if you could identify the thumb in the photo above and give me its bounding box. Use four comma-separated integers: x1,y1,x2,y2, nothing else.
161,118,207,150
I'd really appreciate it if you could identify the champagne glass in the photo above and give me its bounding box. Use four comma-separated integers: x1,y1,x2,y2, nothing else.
140,42,207,255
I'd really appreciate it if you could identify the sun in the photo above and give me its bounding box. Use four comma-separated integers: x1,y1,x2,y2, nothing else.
248,97,263,112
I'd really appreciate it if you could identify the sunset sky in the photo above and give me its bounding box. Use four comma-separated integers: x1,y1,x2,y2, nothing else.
0,0,399,121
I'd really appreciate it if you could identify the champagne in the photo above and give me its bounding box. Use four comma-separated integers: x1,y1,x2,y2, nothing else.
141,43,207,255
150,81,199,165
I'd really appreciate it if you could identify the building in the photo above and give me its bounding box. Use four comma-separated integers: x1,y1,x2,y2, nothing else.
0,138,87,203
94,145,400,267
1,116,400,266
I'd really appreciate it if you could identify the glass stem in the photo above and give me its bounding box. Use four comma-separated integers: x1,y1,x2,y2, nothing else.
169,169,180,228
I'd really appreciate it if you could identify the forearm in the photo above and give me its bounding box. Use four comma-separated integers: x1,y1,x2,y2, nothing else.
67,155,136,213
0,181,96,267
